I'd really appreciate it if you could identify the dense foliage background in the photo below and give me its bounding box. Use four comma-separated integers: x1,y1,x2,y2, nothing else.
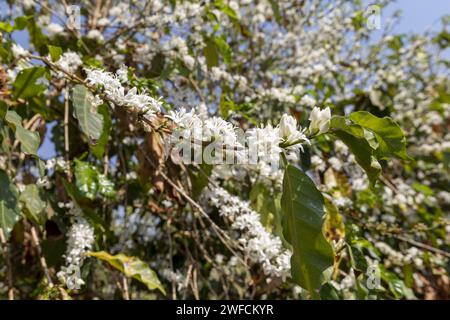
0,0,449,300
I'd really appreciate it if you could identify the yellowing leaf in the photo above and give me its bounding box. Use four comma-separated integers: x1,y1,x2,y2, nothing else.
88,251,165,294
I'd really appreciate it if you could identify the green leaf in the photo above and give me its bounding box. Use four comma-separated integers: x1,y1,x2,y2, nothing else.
47,45,63,62
268,0,282,24
349,245,368,273
88,251,165,294
348,111,410,160
216,3,239,21
0,170,21,239
74,160,115,200
5,110,40,155
203,38,219,69
19,184,47,225
380,266,416,299
74,160,99,200
61,179,111,236
214,35,232,65
188,163,212,200
4,110,22,127
14,16,32,30
16,125,40,155
281,165,334,298
320,282,340,300
0,100,7,120
90,104,111,159
0,22,13,33
330,116,381,186
97,174,115,198
72,85,104,141
13,67,47,100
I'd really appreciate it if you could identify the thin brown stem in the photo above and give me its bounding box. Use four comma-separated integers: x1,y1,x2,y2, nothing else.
30,226,53,286
64,86,73,182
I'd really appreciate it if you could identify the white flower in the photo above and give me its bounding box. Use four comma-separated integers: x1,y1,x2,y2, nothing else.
87,29,104,42
57,214,94,290
247,124,282,167
300,94,316,107
205,187,291,280
309,106,331,135
55,52,82,76
116,65,128,83
46,23,64,38
278,114,309,150
183,55,195,70
97,17,110,27
203,117,237,145
11,44,29,59
84,67,161,117
166,107,197,126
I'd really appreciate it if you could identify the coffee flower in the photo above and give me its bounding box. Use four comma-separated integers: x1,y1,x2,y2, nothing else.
279,114,309,150
309,107,331,136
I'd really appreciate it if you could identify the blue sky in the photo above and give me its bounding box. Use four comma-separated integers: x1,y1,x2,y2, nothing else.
382,0,449,33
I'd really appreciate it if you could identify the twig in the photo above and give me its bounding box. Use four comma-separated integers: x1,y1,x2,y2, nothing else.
64,85,73,182
121,275,130,300
393,235,450,259
30,226,53,286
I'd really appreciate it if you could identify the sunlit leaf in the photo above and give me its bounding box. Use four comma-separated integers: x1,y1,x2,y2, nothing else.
72,85,104,141
281,164,334,298
88,251,165,294
0,170,21,239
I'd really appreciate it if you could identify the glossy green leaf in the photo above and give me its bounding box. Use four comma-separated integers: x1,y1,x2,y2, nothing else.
13,67,47,99
74,160,99,200
0,22,13,33
330,116,381,186
14,16,32,30
72,85,104,141
88,251,165,294
203,38,219,69
47,45,63,62
281,164,334,298
97,174,115,198
90,104,111,159
380,266,416,299
19,184,47,225
5,110,40,155
74,160,115,200
320,282,340,300
0,170,21,239
349,111,410,160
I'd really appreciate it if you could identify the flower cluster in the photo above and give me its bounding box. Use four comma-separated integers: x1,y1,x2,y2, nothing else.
55,52,83,77
84,68,162,119
166,108,310,174
205,186,291,280
57,207,95,290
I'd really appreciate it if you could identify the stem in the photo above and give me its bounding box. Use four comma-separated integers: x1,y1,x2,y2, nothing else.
64,85,73,182
121,275,130,300
30,226,53,287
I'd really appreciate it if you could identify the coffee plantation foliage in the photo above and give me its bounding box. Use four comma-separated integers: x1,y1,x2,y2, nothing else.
0,0,449,300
